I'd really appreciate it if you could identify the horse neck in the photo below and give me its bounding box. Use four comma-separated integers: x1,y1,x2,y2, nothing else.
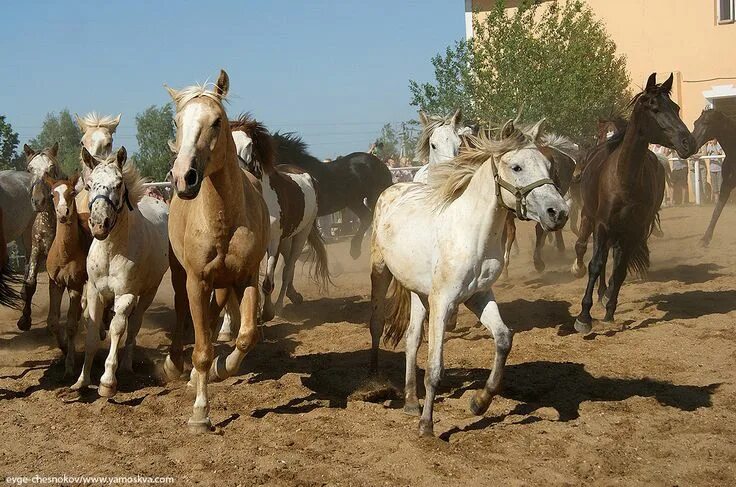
616,107,650,180
199,133,247,223
449,160,508,249
105,206,132,249
712,117,736,156
54,207,82,259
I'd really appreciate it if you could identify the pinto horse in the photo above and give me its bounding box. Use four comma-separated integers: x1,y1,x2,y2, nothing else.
693,109,735,246
163,71,269,432
370,119,568,436
572,73,696,334
231,115,329,323
272,132,392,259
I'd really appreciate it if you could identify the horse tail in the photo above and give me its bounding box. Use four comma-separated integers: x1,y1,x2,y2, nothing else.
383,278,412,348
0,260,22,310
306,221,332,291
627,240,651,278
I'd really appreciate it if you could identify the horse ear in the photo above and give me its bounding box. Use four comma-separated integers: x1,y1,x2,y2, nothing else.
81,147,96,170
451,108,462,126
165,85,179,102
116,146,128,168
661,73,674,93
418,111,429,126
215,70,230,98
42,173,55,189
75,114,87,132
49,142,59,158
110,114,122,133
23,144,35,159
501,119,515,139
645,73,657,91
528,118,546,141
167,139,177,154
69,172,80,191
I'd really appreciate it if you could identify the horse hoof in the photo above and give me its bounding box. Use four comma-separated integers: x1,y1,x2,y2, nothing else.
574,319,592,335
217,331,233,343
469,394,490,416
418,420,434,437
261,308,275,323
209,356,228,382
534,260,546,273
289,293,304,305
16,315,31,331
98,382,117,398
404,403,421,416
350,244,361,260
700,238,711,248
571,262,586,278
163,356,185,382
187,417,213,434
99,328,107,341
600,294,609,307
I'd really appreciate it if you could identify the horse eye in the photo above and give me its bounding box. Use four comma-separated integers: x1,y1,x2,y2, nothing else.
512,165,522,172
430,143,437,150
212,118,221,128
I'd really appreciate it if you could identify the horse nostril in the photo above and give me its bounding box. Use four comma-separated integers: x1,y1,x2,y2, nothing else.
103,217,110,229
184,168,199,187
547,208,557,219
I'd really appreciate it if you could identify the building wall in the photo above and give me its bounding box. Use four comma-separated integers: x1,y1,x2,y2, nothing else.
467,0,736,128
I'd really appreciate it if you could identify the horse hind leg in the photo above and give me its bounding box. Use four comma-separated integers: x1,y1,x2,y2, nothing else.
603,245,631,323
348,201,373,260
120,289,157,375
275,229,310,316
164,247,190,381
280,239,303,305
46,280,64,350
571,215,593,278
574,225,609,334
220,278,259,379
217,292,240,342
502,215,515,279
261,239,281,323
533,223,546,273
404,293,426,416
369,255,393,374
72,287,103,391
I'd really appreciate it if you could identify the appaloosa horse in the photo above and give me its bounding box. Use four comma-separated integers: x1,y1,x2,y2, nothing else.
231,114,329,322
272,132,392,258
44,173,92,376
16,143,60,331
572,73,696,334
693,109,735,246
369,119,568,436
163,71,269,432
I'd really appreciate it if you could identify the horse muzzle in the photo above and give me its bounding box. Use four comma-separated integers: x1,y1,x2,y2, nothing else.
169,167,202,200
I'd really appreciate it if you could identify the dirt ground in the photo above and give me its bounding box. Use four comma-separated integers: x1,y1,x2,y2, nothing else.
1,204,735,486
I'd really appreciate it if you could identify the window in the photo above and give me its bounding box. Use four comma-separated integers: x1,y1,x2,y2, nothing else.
719,0,735,24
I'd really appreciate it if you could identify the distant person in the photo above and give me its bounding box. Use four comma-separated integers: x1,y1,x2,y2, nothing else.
706,140,723,202
670,148,688,205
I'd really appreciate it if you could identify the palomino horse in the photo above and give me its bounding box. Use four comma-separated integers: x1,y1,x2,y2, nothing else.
71,147,169,396
44,173,92,376
17,143,61,331
272,132,392,258
75,112,121,217
572,73,696,334
369,119,569,436
693,109,735,246
231,115,329,322
501,129,578,276
163,71,269,432
412,109,463,183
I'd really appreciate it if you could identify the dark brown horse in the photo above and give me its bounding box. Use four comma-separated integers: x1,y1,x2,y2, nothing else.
692,109,735,246
572,73,696,334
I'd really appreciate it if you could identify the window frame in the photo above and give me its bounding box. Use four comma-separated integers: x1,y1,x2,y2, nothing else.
718,0,735,24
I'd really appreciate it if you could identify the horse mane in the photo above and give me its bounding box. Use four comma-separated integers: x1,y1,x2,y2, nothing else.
167,83,227,111
94,155,148,207
78,112,120,132
272,131,323,168
426,125,534,210
416,113,459,161
230,113,276,172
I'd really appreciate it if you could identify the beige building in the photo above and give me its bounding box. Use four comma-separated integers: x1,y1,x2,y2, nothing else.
465,0,736,127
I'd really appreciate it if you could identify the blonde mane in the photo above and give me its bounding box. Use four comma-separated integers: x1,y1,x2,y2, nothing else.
426,127,533,210
166,83,227,111
93,155,149,207
415,113,459,161
77,112,120,132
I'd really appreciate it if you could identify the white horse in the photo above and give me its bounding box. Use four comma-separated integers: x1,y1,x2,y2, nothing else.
369,120,569,436
412,109,463,184
72,147,169,397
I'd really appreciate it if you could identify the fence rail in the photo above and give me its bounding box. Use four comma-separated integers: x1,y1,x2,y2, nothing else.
668,154,725,205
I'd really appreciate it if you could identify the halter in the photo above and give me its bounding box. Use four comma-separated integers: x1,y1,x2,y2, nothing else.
489,157,556,221
88,187,133,213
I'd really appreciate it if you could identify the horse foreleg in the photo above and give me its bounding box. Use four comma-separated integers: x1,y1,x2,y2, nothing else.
72,287,103,391
46,279,64,350
502,215,515,279
17,244,40,331
221,279,259,378
164,247,189,381
465,290,512,416
555,230,565,253
571,215,593,277
418,293,456,437
404,293,426,417
218,292,240,343
275,229,310,317
574,225,608,334
602,245,631,324
261,238,281,323
187,275,214,433
64,286,83,378
120,289,157,375
348,201,372,260
533,223,546,273
701,179,734,246
98,293,136,397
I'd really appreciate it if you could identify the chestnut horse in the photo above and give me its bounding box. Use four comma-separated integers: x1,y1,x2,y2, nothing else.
572,73,696,334
163,71,269,432
231,115,329,322
44,174,92,376
693,109,735,246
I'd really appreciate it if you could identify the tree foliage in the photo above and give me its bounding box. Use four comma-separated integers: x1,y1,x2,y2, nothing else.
28,109,83,175
409,0,631,140
373,120,419,162
135,104,175,181
0,116,20,170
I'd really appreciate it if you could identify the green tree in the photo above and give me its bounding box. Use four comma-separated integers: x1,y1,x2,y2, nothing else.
135,104,174,181
373,121,420,162
28,109,83,175
0,116,21,170
373,123,399,161
409,0,630,141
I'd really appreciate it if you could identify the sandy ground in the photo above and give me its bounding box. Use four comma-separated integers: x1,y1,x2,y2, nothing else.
1,204,736,486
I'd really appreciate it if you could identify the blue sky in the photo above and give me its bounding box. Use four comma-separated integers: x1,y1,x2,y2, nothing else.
1,1,464,160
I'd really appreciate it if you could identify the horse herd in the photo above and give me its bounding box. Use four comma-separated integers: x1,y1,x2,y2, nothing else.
0,70,733,437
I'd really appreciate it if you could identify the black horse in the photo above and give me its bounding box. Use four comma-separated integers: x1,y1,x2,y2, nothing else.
272,132,393,258
692,109,735,246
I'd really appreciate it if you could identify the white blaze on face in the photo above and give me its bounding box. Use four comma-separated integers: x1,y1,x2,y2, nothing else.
28,154,54,179
84,128,113,158
53,184,69,214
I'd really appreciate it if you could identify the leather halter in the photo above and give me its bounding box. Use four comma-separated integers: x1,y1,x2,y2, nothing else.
89,188,132,213
489,157,556,221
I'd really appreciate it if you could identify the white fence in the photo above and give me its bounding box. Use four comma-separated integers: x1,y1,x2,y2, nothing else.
668,154,725,205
